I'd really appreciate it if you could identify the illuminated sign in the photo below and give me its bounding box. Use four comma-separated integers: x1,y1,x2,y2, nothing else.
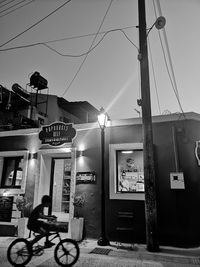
39,122,76,146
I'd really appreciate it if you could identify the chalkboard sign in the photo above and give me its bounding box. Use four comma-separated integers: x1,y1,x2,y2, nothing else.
0,196,13,222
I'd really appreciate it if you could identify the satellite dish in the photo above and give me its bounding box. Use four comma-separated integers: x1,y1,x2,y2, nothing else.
155,16,166,30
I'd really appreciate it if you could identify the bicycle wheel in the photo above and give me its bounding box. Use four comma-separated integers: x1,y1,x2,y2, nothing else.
7,238,32,266
54,238,80,267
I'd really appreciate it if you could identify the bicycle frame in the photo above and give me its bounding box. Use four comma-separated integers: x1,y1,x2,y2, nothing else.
28,230,62,248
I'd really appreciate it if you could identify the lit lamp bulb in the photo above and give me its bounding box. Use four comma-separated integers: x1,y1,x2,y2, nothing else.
97,108,108,129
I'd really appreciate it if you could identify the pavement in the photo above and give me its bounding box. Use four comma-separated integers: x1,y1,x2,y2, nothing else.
0,235,200,267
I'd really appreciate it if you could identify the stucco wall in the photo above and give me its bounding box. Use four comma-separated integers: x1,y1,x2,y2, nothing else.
74,119,200,246
0,116,200,246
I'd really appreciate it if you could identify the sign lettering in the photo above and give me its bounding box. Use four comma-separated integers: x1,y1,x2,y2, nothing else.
39,122,76,146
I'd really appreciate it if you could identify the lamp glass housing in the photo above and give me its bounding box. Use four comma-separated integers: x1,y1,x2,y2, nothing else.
97,108,108,129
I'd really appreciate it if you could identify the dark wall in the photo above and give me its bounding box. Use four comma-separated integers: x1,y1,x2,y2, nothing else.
74,124,146,243
153,120,200,247
75,120,200,247
106,124,146,244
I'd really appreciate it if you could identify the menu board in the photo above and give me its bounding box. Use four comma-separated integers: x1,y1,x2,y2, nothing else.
0,196,13,222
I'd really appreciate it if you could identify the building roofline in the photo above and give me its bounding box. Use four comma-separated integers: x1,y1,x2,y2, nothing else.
74,112,200,131
0,112,199,136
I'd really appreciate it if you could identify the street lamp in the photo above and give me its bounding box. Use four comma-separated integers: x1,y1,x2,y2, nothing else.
97,107,110,246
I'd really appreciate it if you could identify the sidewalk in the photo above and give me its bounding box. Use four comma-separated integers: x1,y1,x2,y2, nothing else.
78,239,200,265
1,236,200,267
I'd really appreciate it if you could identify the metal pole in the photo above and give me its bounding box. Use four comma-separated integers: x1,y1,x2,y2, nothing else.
138,0,159,252
97,127,109,246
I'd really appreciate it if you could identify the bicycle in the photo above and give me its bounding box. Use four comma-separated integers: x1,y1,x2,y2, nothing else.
7,221,80,267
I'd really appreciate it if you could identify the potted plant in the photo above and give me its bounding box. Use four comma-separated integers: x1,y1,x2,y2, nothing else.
70,193,86,242
16,195,32,238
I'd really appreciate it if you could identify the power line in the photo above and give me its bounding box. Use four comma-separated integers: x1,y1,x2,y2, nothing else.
0,26,138,52
155,0,180,99
148,37,161,115
158,30,185,116
152,0,185,117
61,0,114,97
0,0,10,5
43,28,138,57
0,0,73,48
0,0,15,9
0,0,35,18
0,0,33,17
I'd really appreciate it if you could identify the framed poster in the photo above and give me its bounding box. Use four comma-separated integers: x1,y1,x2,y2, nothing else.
116,150,144,193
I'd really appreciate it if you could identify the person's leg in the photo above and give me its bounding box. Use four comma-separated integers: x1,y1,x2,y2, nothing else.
43,222,55,248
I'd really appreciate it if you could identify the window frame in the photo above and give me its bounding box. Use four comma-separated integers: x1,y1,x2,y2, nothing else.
0,151,28,195
1,156,24,188
115,149,144,193
109,143,145,200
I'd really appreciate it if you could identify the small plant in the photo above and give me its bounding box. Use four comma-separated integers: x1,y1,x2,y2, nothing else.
73,193,86,218
16,195,32,218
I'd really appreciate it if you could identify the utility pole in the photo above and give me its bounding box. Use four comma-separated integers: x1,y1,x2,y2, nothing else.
138,0,159,252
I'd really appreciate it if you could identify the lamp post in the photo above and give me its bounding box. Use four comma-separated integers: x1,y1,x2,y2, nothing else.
97,107,110,246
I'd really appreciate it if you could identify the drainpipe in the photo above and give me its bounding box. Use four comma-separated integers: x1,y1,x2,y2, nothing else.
172,126,179,172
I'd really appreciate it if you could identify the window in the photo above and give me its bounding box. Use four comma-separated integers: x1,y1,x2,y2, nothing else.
116,150,144,193
1,157,24,188
109,143,145,200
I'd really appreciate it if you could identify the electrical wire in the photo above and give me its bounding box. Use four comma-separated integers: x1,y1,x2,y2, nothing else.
43,29,138,57
0,0,73,48
0,25,138,52
61,0,114,97
147,37,161,115
154,0,183,110
155,0,180,99
0,0,35,18
0,0,15,9
0,0,32,17
38,29,138,57
0,0,10,5
152,0,185,117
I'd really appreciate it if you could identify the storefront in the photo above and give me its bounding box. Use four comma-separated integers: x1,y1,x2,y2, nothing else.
0,112,200,247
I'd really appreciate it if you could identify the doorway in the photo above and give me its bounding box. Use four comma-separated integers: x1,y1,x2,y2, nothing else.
49,157,74,222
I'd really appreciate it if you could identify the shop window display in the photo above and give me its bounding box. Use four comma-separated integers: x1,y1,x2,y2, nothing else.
109,143,144,200
116,150,144,193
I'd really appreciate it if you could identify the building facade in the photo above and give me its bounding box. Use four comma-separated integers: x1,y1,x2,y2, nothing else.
0,112,200,248
0,85,99,130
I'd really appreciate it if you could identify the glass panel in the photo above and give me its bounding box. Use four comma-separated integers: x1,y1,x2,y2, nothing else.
116,150,144,193
4,159,15,186
51,158,71,222
16,158,23,186
1,157,23,188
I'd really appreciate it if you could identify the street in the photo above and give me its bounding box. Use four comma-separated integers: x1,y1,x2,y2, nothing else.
1,237,200,267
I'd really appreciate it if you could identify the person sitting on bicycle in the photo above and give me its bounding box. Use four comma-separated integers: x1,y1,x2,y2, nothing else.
27,195,56,247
